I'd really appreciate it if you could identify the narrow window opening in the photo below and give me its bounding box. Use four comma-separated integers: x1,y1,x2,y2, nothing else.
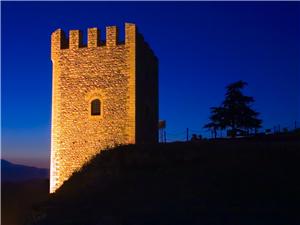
91,99,101,116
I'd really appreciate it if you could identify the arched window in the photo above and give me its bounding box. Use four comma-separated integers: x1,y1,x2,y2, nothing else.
91,99,101,116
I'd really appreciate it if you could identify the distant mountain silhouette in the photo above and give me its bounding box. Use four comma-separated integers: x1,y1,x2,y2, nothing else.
1,159,49,182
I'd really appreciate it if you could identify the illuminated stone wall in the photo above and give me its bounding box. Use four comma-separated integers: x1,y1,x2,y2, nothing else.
50,23,158,193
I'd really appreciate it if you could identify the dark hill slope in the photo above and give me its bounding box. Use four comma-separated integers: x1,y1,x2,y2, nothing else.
28,139,300,225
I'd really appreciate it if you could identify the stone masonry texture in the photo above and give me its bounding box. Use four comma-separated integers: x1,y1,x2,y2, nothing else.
50,23,158,193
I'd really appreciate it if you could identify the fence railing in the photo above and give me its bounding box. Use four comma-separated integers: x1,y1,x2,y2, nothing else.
159,121,299,143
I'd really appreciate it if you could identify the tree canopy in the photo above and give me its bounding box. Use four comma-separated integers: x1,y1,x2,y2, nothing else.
204,81,262,138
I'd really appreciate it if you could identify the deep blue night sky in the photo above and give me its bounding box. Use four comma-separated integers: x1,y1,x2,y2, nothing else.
2,2,300,168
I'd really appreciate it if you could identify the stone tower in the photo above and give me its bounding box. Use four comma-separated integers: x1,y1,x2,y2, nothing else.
50,23,158,193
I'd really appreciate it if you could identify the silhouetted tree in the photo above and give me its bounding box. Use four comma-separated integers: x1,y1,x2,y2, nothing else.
204,107,226,138
204,81,262,138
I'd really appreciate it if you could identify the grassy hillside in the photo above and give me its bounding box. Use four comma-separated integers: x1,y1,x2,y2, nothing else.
27,136,300,225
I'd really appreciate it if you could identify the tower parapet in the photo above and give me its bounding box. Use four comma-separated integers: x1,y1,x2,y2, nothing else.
51,23,155,52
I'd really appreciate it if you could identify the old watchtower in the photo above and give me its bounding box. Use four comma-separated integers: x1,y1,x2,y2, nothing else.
50,23,158,193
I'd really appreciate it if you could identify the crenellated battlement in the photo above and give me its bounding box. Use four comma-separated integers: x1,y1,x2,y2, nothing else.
51,23,137,57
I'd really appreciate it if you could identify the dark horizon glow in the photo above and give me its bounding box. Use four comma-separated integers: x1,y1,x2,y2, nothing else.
2,2,300,168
